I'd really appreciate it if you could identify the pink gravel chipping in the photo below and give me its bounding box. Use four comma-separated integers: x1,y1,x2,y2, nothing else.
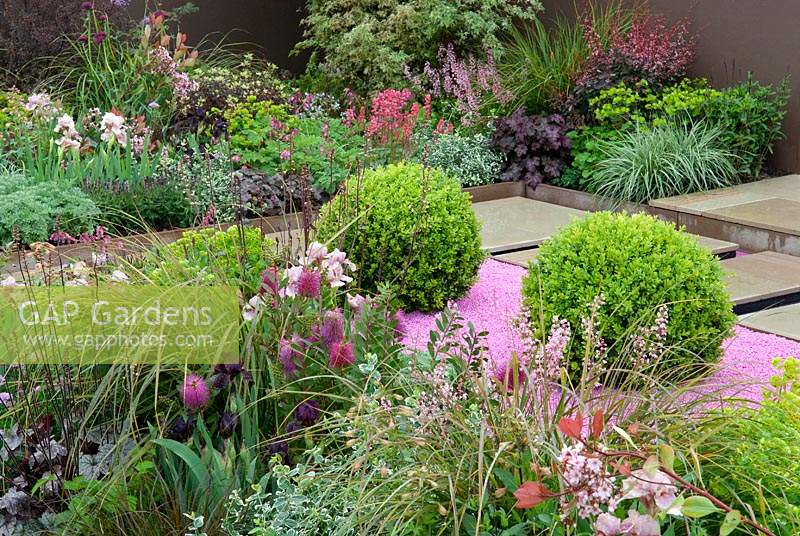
402,259,800,403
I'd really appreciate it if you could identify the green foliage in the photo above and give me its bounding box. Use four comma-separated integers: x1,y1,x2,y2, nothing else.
0,170,98,244
498,2,633,114
145,225,277,294
84,178,195,235
704,76,790,177
295,0,542,92
416,130,503,187
316,162,484,312
522,212,735,381
587,121,739,203
225,98,362,192
702,358,800,535
222,462,358,536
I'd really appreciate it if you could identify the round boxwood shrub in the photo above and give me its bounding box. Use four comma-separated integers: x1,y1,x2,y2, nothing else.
316,162,483,312
522,212,735,381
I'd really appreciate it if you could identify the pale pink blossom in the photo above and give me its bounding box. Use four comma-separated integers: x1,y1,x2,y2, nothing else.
557,443,618,517
283,266,305,297
621,469,678,514
0,276,20,287
100,112,127,146
594,512,623,536
302,241,328,266
347,293,366,312
621,510,661,536
242,295,264,321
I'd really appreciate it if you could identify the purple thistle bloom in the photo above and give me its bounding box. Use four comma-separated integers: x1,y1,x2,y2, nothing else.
181,373,210,410
81,1,93,10
218,412,238,438
93,31,107,45
295,399,321,424
285,420,304,435
296,269,321,299
328,340,355,369
167,415,194,442
319,309,344,348
279,336,305,376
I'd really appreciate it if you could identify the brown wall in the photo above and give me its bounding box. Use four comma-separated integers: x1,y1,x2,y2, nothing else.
128,0,308,73
541,0,800,173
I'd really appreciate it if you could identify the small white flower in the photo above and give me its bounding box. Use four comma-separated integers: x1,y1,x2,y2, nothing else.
109,270,129,283
148,101,160,109
242,295,264,321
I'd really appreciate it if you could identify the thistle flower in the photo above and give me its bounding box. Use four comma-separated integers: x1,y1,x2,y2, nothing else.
218,412,238,438
318,309,344,348
295,399,321,424
93,32,107,45
296,269,321,298
328,340,355,369
81,1,93,10
279,336,305,375
167,415,194,441
181,373,210,410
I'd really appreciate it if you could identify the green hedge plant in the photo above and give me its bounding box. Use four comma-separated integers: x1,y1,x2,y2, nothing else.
144,225,277,295
316,162,484,311
522,212,735,382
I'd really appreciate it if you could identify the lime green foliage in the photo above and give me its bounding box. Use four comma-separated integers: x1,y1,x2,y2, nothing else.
590,79,721,127
704,358,800,535
522,212,735,381
145,225,277,294
316,163,484,311
225,98,363,192
0,170,98,244
295,0,541,92
587,121,738,203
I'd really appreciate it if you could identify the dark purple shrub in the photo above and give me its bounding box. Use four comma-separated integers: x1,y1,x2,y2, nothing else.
0,0,129,88
491,109,571,188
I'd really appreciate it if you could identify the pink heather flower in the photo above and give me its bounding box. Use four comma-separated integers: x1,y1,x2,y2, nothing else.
296,269,322,298
594,513,623,536
279,336,305,375
279,149,292,161
318,309,345,348
328,340,355,369
302,241,328,266
181,373,210,410
557,443,617,517
621,469,679,513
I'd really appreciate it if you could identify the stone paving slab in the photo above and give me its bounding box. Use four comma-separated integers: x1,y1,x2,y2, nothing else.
722,251,800,306
705,198,800,235
473,197,585,253
739,303,800,341
650,175,800,237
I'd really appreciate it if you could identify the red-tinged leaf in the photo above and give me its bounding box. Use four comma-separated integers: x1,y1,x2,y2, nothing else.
611,461,632,476
591,410,604,439
513,481,552,509
558,413,583,440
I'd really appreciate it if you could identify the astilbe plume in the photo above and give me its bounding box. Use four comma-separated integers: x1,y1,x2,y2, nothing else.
407,44,512,126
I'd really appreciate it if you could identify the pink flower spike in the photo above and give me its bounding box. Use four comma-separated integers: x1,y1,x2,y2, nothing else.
328,341,355,369
296,269,322,299
181,373,210,410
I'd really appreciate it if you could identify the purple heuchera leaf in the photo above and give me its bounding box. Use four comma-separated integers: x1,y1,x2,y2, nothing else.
491,108,571,189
